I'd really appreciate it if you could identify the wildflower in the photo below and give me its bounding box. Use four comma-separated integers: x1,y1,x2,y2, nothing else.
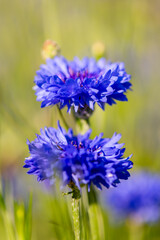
34,56,131,118
104,171,160,224
24,122,133,190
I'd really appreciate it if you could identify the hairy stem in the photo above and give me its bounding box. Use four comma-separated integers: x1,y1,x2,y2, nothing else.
68,181,81,240
72,198,80,240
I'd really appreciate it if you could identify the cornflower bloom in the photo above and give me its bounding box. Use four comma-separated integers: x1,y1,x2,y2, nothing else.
104,171,160,224
24,122,133,191
34,56,131,118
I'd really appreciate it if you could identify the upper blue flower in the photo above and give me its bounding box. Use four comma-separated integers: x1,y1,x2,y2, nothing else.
34,56,131,114
24,122,133,191
103,171,160,224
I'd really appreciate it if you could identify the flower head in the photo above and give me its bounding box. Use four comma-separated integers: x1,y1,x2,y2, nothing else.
34,56,131,118
103,171,160,224
24,122,133,191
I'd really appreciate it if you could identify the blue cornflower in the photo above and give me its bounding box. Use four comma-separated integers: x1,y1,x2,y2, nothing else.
24,122,133,190
103,171,160,224
34,56,131,118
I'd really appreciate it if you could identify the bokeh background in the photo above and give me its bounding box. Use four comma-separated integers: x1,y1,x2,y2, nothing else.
1,0,160,239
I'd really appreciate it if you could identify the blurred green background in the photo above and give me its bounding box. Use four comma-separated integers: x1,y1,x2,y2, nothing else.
0,0,160,239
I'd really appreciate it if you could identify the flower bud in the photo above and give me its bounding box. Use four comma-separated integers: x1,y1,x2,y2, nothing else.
91,41,106,60
41,39,61,60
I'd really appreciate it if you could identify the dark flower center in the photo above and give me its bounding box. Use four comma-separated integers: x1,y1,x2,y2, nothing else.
68,67,99,84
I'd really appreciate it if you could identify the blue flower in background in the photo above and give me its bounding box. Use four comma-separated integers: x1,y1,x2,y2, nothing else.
104,171,160,224
24,122,133,190
34,56,131,117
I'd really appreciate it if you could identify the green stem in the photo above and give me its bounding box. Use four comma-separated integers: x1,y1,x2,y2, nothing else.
127,221,144,240
88,186,104,240
56,105,69,130
75,118,104,240
75,118,90,134
68,181,81,240
72,198,80,240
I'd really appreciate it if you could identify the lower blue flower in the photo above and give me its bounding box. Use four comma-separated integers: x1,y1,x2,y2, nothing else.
24,122,133,190
103,171,160,224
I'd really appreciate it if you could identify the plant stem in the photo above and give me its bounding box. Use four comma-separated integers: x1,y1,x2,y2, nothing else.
68,181,81,240
75,118,90,134
88,186,104,240
127,221,144,240
56,105,69,130
72,197,80,240
75,118,104,240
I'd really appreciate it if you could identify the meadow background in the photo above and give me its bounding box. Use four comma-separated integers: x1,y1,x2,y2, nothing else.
0,0,160,239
